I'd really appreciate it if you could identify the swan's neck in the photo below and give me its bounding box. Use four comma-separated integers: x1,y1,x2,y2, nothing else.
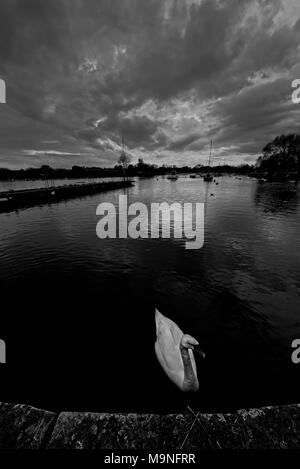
180,346,198,392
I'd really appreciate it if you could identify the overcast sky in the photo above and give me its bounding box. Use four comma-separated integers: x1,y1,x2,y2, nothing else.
0,0,300,169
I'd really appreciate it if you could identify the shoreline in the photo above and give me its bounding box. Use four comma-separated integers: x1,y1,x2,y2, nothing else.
1,172,299,184
1,401,300,449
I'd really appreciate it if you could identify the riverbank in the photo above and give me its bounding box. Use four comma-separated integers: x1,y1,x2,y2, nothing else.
0,402,300,449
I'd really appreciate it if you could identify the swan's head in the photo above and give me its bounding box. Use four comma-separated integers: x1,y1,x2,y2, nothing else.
180,334,198,350
180,335,206,359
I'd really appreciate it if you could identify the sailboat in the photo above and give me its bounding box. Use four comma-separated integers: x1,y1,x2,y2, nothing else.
203,141,214,182
167,170,178,181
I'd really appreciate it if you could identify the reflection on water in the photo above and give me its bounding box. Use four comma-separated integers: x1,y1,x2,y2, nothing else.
0,176,300,413
255,182,299,215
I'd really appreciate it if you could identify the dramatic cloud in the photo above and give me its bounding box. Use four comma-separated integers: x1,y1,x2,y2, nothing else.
0,0,300,168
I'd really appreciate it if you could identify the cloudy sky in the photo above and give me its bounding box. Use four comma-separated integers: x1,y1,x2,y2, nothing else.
0,0,300,169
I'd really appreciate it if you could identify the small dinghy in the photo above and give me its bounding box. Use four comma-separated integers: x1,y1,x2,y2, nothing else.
167,171,178,181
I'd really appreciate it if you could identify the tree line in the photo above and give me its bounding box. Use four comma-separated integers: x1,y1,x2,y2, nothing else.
0,160,253,181
1,134,299,181
257,134,300,177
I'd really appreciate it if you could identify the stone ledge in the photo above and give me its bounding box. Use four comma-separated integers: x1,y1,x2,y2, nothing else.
0,402,58,449
1,402,300,449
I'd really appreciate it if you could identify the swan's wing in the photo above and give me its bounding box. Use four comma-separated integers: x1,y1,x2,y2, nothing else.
155,340,184,389
156,325,182,370
155,309,184,389
155,309,183,346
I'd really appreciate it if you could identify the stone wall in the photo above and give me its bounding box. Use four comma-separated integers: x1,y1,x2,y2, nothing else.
0,402,300,449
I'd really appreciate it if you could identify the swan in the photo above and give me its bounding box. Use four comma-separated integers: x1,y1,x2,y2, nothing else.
154,308,205,392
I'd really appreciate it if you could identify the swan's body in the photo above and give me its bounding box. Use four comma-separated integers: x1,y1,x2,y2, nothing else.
155,309,203,392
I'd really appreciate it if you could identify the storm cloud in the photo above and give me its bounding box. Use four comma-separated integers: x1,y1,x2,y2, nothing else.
0,0,299,168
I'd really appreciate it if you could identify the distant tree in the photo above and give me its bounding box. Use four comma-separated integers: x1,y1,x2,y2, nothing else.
127,164,134,175
137,158,148,173
40,165,53,173
257,134,300,174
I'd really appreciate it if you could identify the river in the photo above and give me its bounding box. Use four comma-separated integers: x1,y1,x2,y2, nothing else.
0,175,299,413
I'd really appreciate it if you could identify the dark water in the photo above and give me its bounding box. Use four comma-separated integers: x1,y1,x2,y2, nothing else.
0,176,300,413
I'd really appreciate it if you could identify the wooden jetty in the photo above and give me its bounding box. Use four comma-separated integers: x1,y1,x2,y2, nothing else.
0,180,133,213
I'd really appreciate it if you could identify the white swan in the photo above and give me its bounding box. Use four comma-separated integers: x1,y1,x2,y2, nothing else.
154,308,205,392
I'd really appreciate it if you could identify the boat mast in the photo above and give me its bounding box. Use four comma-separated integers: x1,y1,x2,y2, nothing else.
121,135,126,181
121,135,125,157
208,140,213,168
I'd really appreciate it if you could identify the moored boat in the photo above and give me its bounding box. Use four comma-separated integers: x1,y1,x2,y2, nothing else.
203,173,213,182
167,171,178,181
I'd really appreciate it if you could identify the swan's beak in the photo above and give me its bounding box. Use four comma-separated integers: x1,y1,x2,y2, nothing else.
194,348,206,360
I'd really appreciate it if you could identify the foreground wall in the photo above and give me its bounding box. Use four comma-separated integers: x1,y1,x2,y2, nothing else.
0,402,299,449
